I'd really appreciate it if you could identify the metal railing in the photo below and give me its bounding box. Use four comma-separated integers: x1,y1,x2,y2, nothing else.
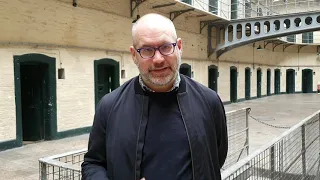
39,149,86,180
222,107,250,170
222,109,320,180
38,107,250,179
188,0,319,20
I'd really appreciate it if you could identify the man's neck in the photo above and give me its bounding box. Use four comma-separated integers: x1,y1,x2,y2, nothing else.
139,74,180,93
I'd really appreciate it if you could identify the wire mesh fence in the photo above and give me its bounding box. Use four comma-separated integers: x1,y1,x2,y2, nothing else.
222,107,250,170
38,107,249,179
222,110,320,180
39,149,86,180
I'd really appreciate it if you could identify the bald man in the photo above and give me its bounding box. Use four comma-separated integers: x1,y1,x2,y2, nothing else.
81,13,228,180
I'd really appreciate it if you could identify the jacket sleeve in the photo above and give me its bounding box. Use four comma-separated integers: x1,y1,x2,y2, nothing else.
213,93,228,168
81,96,110,180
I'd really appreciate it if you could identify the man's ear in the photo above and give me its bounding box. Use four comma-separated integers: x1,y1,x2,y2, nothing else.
177,38,183,54
130,46,138,65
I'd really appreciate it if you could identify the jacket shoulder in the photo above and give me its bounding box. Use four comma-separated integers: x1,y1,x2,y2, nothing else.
183,75,221,104
97,77,136,113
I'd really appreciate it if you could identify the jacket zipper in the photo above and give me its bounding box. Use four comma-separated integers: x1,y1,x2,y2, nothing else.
177,95,195,180
135,96,145,180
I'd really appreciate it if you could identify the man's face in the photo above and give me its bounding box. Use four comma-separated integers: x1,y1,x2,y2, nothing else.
130,25,182,88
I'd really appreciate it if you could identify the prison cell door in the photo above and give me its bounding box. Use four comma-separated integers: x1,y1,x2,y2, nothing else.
230,67,237,103
257,69,262,98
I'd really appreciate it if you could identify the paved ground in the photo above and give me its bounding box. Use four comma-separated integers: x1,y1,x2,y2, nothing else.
224,93,320,153
1,93,320,179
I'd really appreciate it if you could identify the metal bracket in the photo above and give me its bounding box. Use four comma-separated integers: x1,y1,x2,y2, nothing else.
283,44,293,52
170,8,194,21
207,24,216,58
272,43,284,51
264,41,271,48
131,0,146,17
298,45,306,53
200,20,221,33
264,40,277,48
152,2,176,9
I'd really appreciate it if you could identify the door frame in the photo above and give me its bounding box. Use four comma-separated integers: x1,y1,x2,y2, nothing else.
230,66,238,103
245,67,251,100
257,68,262,98
94,58,120,107
274,69,281,94
267,68,271,96
208,65,218,92
179,63,192,77
302,68,313,93
286,68,295,93
14,53,57,143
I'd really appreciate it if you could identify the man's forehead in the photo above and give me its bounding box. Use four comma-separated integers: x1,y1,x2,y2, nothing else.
136,32,174,46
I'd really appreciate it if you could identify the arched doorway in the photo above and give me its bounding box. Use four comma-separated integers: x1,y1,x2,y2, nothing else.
179,63,191,77
245,67,251,100
286,69,295,94
267,69,271,96
274,69,281,94
230,66,237,103
94,58,120,107
14,53,57,143
208,65,218,92
257,68,262,98
302,69,313,93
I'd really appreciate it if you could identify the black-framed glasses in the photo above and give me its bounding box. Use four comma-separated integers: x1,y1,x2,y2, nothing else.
136,42,177,59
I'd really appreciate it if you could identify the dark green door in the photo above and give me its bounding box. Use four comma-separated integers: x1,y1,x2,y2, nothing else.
302,69,313,93
208,65,218,92
274,69,280,94
257,69,262,98
230,67,237,102
94,59,120,107
20,63,48,141
97,65,112,101
267,69,271,96
245,67,251,100
14,54,57,144
180,63,191,77
286,69,295,94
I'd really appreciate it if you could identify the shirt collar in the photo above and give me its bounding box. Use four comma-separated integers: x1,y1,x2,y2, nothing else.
138,74,180,92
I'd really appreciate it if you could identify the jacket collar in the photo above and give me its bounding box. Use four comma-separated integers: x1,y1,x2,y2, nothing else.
134,74,186,95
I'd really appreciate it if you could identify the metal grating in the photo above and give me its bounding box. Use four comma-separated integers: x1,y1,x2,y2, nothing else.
222,110,320,180
222,107,250,170
39,108,250,179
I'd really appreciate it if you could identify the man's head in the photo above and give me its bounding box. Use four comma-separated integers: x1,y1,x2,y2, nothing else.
130,13,183,92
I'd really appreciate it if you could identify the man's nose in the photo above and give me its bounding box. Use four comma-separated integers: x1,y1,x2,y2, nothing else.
152,50,165,63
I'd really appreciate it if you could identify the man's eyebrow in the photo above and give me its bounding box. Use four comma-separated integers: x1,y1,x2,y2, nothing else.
139,42,171,48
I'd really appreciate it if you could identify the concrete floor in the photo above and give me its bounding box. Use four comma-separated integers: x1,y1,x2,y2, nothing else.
224,93,320,153
1,93,320,179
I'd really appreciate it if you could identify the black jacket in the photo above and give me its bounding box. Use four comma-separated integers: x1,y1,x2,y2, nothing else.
81,74,228,180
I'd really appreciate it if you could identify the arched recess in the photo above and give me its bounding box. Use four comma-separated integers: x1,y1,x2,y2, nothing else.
257,68,262,98
14,53,57,144
286,69,295,94
245,67,251,100
94,58,120,107
302,69,313,93
208,65,218,92
230,66,238,103
179,63,192,77
274,69,281,94
267,69,271,96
